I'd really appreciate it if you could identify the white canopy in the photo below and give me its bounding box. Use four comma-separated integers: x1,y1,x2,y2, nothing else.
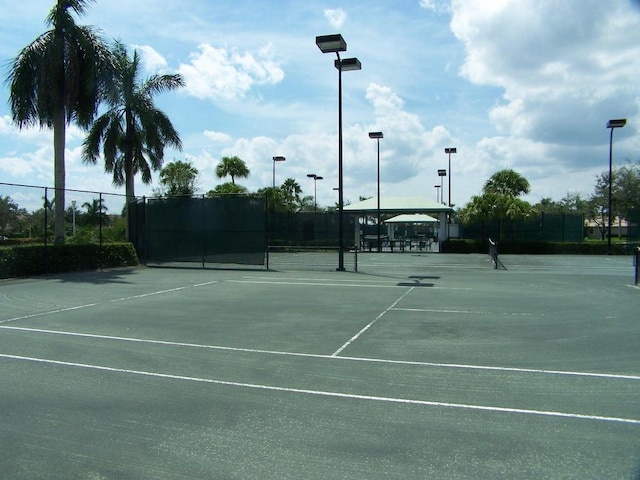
344,196,453,214
384,213,439,224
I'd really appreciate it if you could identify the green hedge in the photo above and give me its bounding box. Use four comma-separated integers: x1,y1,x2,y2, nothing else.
441,239,635,255
0,243,139,279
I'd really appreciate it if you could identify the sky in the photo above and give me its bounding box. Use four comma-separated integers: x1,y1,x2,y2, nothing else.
1,0,639,213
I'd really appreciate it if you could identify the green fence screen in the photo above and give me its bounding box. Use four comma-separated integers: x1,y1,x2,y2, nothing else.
129,195,266,267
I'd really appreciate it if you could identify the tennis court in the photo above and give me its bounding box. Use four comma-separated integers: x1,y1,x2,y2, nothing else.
1,253,639,479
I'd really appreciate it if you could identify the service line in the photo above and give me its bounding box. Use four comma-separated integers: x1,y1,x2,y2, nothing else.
1,324,639,382
331,287,415,357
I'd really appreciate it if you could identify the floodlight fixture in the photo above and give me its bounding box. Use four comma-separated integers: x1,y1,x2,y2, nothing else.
607,119,627,129
316,34,347,53
368,132,383,139
334,58,362,71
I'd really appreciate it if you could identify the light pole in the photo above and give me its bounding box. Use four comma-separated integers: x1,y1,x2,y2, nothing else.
444,148,456,207
369,131,383,251
434,185,441,203
316,33,361,271
437,169,447,204
307,173,323,212
272,156,285,188
71,200,76,235
606,119,626,255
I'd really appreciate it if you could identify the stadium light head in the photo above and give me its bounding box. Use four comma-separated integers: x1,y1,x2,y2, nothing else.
438,169,447,177
334,57,362,71
445,147,457,154
368,131,383,139
606,119,627,129
272,156,286,162
316,34,347,53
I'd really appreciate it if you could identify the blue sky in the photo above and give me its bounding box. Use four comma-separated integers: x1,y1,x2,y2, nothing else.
1,0,639,212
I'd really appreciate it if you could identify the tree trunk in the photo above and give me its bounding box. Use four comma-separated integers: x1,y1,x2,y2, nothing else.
53,109,66,245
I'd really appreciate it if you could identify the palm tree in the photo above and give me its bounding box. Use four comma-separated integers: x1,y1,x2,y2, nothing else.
483,169,530,198
281,178,302,212
82,42,184,204
158,160,199,196
82,198,109,227
7,0,114,244
215,156,250,184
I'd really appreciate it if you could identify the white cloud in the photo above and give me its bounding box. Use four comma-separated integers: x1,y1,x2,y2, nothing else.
450,0,640,149
0,155,33,177
419,0,451,13
132,44,168,73
324,8,346,29
203,130,232,144
178,43,284,101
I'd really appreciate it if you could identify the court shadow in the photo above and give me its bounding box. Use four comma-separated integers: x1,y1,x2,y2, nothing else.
49,267,140,285
396,275,441,287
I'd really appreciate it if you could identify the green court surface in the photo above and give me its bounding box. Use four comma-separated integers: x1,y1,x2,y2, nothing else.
1,253,639,479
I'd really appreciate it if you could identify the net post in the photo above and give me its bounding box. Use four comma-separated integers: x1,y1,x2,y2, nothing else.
353,245,358,272
635,247,639,285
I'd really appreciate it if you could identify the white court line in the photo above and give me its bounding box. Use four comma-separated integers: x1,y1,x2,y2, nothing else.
242,276,393,284
1,324,639,381
230,279,471,290
1,353,638,426
229,279,403,288
331,288,416,357
0,281,218,325
393,307,540,317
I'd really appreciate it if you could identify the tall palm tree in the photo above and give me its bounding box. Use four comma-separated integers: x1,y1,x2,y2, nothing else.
215,156,250,185
82,42,184,204
7,0,114,244
281,178,302,212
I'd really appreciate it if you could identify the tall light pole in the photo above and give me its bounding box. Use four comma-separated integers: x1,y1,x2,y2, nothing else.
316,33,361,271
437,169,447,204
606,119,626,255
272,156,285,188
444,148,456,207
307,173,323,212
71,200,76,235
369,131,383,251
434,185,441,203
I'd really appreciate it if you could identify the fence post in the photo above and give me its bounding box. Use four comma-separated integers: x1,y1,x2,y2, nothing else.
635,247,639,285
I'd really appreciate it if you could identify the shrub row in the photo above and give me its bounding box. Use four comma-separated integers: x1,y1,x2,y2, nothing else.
0,243,139,279
442,239,636,255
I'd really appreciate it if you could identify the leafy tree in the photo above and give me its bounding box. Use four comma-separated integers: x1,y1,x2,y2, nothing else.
7,0,114,244
0,196,27,237
459,169,533,241
82,42,184,203
215,156,250,185
158,160,199,196
256,187,286,213
589,163,640,240
207,183,248,196
298,195,317,212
